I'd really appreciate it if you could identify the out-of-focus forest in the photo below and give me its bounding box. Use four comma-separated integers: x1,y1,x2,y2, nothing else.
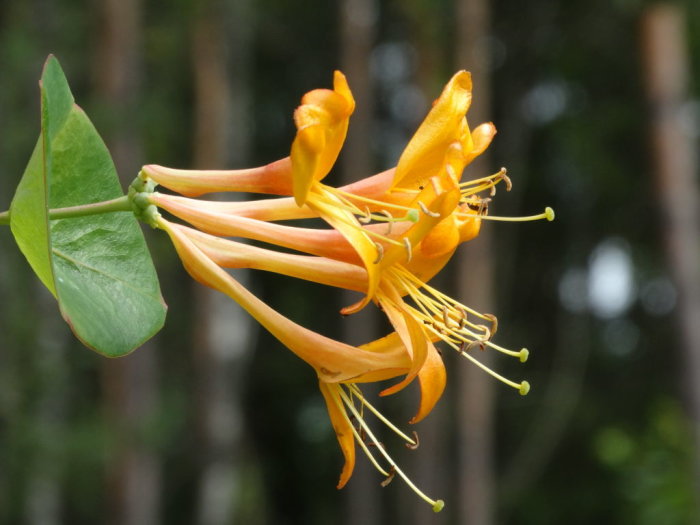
1,0,700,524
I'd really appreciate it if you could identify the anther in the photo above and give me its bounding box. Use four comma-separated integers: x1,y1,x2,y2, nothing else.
463,340,485,352
477,324,492,341
418,201,440,218
459,307,468,328
379,210,394,234
477,198,491,215
373,242,384,264
442,307,452,329
358,206,372,224
406,209,420,222
519,348,529,363
500,169,512,191
483,313,498,335
433,500,445,513
405,431,420,450
545,207,555,221
403,238,413,262
380,467,396,487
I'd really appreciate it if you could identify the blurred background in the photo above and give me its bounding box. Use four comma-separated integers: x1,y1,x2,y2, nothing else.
1,0,700,523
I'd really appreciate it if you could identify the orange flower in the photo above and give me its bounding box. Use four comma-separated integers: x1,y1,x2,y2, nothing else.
137,70,554,511
141,70,498,313
157,216,444,510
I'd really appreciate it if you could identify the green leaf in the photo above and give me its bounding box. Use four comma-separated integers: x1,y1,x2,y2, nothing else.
10,55,166,357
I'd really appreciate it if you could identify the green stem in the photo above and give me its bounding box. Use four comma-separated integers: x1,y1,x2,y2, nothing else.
0,195,131,226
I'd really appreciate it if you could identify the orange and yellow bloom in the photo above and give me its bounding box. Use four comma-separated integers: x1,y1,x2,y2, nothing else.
137,70,553,511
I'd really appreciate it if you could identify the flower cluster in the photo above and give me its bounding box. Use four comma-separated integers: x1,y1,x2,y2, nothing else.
138,70,553,511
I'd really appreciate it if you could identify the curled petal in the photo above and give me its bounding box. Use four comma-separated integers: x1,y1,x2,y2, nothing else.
410,342,446,424
291,71,354,206
463,122,496,165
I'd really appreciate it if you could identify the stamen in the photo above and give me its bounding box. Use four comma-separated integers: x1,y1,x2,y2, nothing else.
358,206,372,224
379,210,394,234
459,348,529,395
386,266,531,394
331,186,418,213
459,168,511,200
501,171,513,191
442,307,452,329
380,467,396,487
484,340,530,362
417,201,440,218
373,242,384,264
348,384,416,446
347,417,391,477
470,207,555,222
403,238,413,262
405,431,420,450
482,313,498,336
337,387,444,511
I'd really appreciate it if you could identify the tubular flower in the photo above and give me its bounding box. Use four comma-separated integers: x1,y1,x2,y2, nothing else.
141,70,496,313
138,70,554,511
156,215,444,511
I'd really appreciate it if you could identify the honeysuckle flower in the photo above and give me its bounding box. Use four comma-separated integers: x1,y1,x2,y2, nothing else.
139,69,555,393
158,215,445,510
138,70,554,511
142,70,497,314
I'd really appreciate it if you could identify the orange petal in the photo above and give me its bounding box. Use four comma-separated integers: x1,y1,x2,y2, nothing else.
142,158,293,197
180,223,369,292
308,190,380,313
378,294,428,397
418,215,460,259
381,176,461,270
410,342,446,424
463,122,496,165
319,382,356,489
160,218,409,383
291,72,354,206
391,71,473,190
151,193,361,263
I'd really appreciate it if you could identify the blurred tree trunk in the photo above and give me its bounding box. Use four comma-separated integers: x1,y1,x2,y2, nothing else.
92,1,162,525
339,1,381,523
191,1,256,524
641,4,700,511
455,0,496,524
392,2,452,522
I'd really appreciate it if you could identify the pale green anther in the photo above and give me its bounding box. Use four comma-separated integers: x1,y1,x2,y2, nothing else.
519,381,531,396
433,500,445,513
545,207,555,221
